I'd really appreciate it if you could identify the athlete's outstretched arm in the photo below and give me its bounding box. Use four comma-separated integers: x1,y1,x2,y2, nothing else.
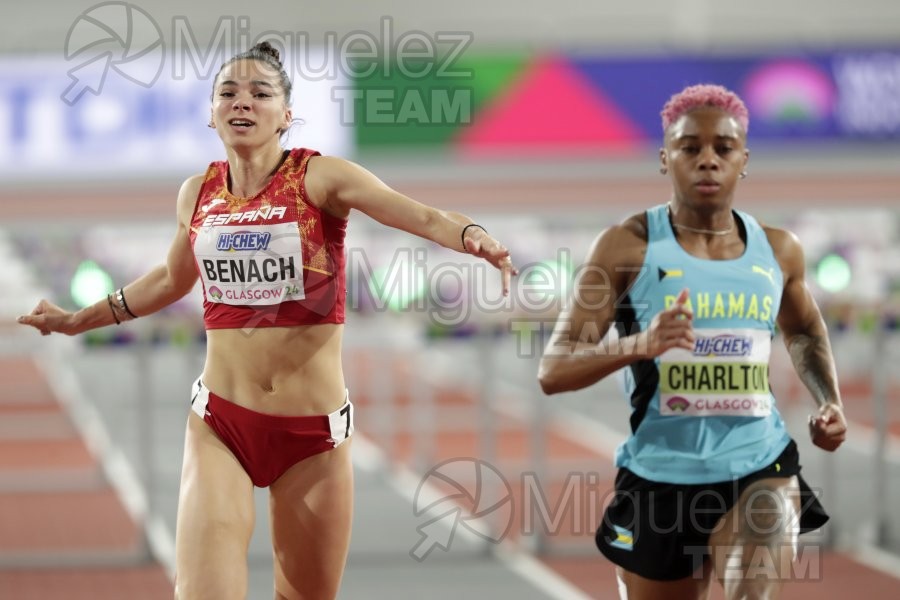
769,227,847,452
538,219,695,395
18,175,203,336
306,156,517,295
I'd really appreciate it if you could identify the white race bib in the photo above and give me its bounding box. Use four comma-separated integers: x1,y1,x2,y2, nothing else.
194,222,305,305
659,328,772,417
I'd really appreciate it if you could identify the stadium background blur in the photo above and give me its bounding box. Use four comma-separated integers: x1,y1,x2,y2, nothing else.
1,1,899,598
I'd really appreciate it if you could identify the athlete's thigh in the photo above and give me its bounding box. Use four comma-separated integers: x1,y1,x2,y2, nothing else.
709,476,800,590
175,412,256,600
268,439,354,600
617,561,713,600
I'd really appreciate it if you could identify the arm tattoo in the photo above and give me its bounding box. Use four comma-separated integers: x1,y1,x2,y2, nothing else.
786,333,841,408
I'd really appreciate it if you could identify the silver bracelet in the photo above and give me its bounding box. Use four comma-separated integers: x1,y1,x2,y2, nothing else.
114,288,138,320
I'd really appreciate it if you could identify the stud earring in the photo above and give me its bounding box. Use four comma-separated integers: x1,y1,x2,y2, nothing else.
740,171,748,179
207,119,215,128
659,167,668,175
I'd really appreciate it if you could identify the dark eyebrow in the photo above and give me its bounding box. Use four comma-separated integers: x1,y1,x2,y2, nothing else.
217,79,276,88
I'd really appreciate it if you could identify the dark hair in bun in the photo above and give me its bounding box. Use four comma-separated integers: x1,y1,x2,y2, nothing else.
251,40,281,63
212,41,292,103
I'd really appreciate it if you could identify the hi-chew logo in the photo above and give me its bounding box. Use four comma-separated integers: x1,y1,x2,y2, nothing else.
693,334,753,357
217,231,272,252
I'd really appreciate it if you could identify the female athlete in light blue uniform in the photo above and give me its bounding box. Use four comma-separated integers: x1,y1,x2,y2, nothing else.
540,84,847,600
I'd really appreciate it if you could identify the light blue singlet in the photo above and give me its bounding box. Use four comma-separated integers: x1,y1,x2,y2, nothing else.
614,204,791,484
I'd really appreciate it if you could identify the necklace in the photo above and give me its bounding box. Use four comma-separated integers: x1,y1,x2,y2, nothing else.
667,204,735,236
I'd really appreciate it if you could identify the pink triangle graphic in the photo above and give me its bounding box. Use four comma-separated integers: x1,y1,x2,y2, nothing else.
457,55,644,155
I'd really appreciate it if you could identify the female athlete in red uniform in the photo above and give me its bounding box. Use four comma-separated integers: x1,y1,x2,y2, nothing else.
19,41,516,600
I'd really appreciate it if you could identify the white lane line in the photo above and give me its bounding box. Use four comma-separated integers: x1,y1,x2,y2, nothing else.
351,434,594,600
34,346,172,576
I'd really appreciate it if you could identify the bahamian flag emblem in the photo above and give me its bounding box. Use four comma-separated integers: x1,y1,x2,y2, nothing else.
609,525,634,551
658,267,684,281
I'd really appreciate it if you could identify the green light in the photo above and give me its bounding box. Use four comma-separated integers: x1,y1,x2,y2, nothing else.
816,254,851,293
525,257,574,303
369,261,427,312
70,260,114,308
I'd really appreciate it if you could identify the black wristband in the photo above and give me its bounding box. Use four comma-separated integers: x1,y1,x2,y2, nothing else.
460,223,487,250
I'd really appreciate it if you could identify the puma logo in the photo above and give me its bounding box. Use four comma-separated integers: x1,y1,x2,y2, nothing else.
752,265,776,286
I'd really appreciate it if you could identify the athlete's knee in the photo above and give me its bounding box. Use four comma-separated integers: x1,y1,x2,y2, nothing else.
275,579,339,600
274,587,331,600
273,550,343,600
738,485,796,546
175,574,246,600
275,589,337,600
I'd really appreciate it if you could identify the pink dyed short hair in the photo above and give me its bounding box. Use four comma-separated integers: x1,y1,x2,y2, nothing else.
661,84,750,134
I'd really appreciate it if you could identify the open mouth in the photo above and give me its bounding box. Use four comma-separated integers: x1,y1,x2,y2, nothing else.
228,118,256,129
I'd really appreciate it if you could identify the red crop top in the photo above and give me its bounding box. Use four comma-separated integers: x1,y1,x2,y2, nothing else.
189,148,347,330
